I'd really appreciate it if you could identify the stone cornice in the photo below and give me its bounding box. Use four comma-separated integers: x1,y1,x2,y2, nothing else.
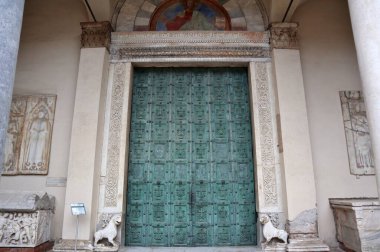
270,23,298,49
80,21,113,50
110,31,271,61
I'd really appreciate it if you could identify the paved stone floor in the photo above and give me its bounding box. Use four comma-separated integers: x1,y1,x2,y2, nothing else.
119,247,262,252
118,246,344,252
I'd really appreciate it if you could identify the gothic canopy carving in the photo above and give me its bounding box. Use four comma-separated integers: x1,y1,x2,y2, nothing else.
111,0,268,32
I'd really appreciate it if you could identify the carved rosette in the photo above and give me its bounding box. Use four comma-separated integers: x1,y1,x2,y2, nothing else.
270,23,298,49
81,21,113,49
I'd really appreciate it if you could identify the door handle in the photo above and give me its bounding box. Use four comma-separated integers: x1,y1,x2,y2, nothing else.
190,192,195,203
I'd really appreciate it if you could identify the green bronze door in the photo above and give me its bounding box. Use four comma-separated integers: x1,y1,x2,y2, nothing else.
126,68,256,246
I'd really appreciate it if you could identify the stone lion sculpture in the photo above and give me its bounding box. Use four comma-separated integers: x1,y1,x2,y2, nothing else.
94,214,122,247
260,214,288,244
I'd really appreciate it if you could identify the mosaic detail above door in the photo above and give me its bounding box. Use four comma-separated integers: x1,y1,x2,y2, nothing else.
126,68,256,246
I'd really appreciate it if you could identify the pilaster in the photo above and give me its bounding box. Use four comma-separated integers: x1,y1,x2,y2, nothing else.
270,23,329,251
54,22,111,251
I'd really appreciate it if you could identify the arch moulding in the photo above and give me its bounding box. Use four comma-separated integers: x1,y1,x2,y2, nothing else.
111,0,268,32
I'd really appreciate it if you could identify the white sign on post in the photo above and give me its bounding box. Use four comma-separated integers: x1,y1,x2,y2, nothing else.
71,203,86,215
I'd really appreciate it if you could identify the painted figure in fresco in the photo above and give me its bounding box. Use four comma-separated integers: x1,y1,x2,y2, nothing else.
351,103,374,168
24,107,50,171
166,0,216,31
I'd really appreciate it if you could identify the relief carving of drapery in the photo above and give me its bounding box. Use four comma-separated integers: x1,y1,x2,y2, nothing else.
3,95,56,175
340,91,375,175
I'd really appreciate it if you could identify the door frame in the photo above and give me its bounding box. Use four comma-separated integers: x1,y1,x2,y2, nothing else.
96,31,285,246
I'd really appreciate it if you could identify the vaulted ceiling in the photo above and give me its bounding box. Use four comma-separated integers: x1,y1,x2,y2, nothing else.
83,0,309,26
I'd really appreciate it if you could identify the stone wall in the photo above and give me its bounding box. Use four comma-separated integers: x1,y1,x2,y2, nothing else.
0,0,88,239
292,0,378,247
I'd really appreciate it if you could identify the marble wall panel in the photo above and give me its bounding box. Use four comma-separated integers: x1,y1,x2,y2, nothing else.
340,91,375,175
2,95,56,175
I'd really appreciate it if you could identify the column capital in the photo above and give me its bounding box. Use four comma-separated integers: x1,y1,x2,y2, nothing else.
80,21,113,50
270,23,299,49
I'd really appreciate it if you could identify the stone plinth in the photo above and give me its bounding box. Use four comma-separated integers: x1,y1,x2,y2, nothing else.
330,198,380,252
0,191,55,248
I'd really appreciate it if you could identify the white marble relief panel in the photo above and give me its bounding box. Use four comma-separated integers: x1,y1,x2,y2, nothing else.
0,210,52,247
2,95,56,175
340,91,375,175
3,97,27,175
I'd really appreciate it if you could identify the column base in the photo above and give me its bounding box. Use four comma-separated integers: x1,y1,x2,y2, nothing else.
287,238,329,252
53,239,93,251
262,242,287,252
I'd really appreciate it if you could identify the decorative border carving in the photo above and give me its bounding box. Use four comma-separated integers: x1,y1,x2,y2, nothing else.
112,31,269,44
110,31,270,61
80,21,113,50
270,23,298,49
255,62,278,206
104,63,127,207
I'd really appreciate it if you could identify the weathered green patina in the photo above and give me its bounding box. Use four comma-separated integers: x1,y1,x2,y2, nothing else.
126,68,256,246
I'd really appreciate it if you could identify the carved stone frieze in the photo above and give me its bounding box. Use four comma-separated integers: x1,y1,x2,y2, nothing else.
340,91,375,175
104,63,127,207
110,31,271,61
3,95,56,175
254,63,278,206
0,191,55,248
270,23,298,49
81,21,113,50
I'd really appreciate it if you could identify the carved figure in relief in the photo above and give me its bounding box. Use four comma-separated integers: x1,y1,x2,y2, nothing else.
18,213,34,244
24,107,50,171
260,214,288,244
0,212,40,246
94,214,121,248
351,104,373,168
4,119,19,172
0,216,7,242
3,98,26,173
340,91,374,175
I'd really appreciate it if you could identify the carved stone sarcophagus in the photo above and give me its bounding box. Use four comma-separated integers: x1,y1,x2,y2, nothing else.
330,198,380,252
0,191,55,247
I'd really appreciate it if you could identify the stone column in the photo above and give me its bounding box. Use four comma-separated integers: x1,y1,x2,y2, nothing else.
348,1,380,198
53,22,112,251
0,0,24,174
270,23,329,251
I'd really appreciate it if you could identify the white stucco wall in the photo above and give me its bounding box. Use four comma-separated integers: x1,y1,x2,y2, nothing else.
0,0,88,239
292,0,378,247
